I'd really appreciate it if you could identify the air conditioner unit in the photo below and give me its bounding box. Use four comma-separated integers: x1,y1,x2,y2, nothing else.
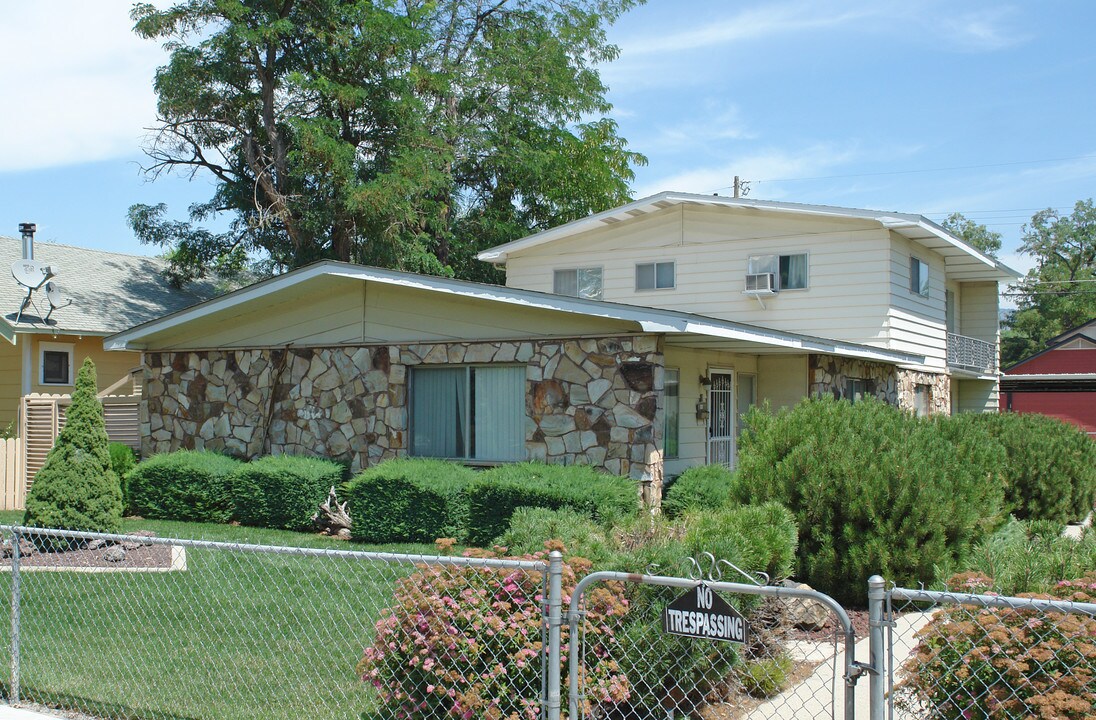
744,272,776,294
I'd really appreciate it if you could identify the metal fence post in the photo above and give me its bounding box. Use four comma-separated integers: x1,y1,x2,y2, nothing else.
545,551,563,720
867,576,886,720
10,528,21,705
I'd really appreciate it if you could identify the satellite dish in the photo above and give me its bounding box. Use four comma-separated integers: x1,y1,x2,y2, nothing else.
43,281,72,323
11,259,55,290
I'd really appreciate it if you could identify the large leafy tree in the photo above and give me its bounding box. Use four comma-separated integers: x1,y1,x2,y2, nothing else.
1002,199,1096,366
129,0,645,286
941,212,1002,257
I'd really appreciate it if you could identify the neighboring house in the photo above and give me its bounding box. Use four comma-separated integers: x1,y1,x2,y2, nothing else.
999,319,1096,437
105,192,1019,502
1,225,214,437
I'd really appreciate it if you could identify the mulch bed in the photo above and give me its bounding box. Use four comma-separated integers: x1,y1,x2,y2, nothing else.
1,532,176,571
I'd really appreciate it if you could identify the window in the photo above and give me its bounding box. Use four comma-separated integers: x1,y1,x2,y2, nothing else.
747,253,808,290
636,261,675,290
910,257,929,296
664,369,679,459
913,384,932,417
411,366,525,461
553,268,602,300
40,342,73,385
846,378,872,403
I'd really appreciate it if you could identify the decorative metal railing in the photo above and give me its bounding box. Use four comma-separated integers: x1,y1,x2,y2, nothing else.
946,332,996,373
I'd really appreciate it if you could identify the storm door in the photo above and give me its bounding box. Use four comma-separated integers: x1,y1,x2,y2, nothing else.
707,370,735,467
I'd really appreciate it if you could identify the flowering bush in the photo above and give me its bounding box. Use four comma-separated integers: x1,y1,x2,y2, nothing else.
358,542,630,720
898,572,1096,719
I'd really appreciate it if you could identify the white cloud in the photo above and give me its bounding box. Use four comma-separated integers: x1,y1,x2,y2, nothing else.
633,102,755,154
934,8,1027,52
0,3,168,172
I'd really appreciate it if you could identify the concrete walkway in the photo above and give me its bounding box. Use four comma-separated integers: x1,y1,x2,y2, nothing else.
0,707,61,720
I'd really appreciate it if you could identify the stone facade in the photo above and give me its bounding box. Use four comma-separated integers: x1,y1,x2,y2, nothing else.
142,335,664,504
808,354,950,415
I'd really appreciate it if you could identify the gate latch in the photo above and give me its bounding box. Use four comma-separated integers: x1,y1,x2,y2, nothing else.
847,661,879,681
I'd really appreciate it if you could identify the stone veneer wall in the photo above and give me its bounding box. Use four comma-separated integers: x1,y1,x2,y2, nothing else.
808,354,950,415
142,335,665,504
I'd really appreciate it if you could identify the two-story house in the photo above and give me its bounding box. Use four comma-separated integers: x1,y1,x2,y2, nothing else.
104,192,1019,504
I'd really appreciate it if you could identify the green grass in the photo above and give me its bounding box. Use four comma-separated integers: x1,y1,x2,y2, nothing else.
0,513,442,720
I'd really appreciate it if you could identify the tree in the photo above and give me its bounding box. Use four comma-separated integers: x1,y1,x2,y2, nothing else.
23,359,123,534
128,0,646,286
1001,199,1096,366
941,213,1001,257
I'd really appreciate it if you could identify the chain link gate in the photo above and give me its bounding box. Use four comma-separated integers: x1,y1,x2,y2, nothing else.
567,568,864,720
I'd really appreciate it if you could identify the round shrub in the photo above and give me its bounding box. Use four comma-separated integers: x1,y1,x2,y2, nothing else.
946,412,1096,524
345,459,477,543
24,359,123,534
127,450,242,523
682,502,798,583
230,455,345,531
357,547,630,720
733,397,1005,605
662,464,734,518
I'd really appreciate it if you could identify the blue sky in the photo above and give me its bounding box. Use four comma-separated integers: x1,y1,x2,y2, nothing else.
1,0,1094,284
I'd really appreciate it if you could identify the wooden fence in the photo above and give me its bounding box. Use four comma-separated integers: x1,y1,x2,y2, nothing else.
0,438,21,511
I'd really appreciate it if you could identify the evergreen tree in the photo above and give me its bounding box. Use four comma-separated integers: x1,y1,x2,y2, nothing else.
23,359,123,533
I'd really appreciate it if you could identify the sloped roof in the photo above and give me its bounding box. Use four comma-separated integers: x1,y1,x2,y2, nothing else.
1048,318,1096,347
476,191,1021,282
1,236,217,339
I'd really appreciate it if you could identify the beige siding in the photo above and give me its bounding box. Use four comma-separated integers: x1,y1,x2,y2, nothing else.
757,355,808,409
28,335,139,396
958,282,1000,346
955,378,998,413
503,204,894,347
887,233,948,369
0,340,20,430
140,277,641,350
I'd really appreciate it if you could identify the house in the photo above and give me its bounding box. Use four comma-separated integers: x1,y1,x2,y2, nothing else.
999,318,1096,437
1,224,215,493
104,192,1020,503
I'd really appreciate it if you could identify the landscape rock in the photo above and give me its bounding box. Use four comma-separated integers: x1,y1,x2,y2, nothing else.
781,580,831,630
103,547,127,563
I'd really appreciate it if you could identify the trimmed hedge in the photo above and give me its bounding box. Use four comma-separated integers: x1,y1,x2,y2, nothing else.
946,411,1096,524
733,397,1006,605
345,459,477,543
230,455,345,531
662,464,735,518
467,463,638,547
128,451,242,523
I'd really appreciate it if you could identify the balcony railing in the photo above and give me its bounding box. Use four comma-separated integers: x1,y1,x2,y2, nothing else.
947,332,996,374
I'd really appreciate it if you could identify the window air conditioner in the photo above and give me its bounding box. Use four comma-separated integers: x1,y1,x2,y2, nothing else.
744,272,776,294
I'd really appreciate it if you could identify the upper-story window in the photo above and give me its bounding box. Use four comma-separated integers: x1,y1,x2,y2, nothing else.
635,261,675,291
747,253,808,290
40,342,74,386
553,267,602,300
910,257,929,296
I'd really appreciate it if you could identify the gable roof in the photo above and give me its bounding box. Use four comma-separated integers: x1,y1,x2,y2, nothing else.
105,260,926,367
1048,318,1096,347
1,236,218,341
476,191,1021,282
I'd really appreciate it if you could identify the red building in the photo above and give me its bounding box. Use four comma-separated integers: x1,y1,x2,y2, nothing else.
1000,319,1096,437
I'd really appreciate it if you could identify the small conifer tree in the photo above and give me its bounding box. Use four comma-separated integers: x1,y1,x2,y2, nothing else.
23,358,123,533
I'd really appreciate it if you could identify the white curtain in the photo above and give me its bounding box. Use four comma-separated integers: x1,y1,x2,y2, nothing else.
473,366,525,460
781,254,808,289
411,367,465,458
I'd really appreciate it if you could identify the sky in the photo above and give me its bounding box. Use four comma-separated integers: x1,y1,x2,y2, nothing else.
1,0,1094,289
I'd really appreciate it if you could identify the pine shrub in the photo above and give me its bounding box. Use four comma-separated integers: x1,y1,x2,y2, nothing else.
662,464,735,518
23,359,123,533
109,442,138,513
682,502,798,583
495,507,614,564
733,397,1005,605
230,455,345,531
127,450,242,523
345,459,477,543
466,463,638,547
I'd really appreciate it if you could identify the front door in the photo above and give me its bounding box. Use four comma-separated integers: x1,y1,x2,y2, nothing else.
707,370,735,467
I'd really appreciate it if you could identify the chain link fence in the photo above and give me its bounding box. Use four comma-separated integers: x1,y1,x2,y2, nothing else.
881,584,1096,720
0,525,556,720
568,571,858,720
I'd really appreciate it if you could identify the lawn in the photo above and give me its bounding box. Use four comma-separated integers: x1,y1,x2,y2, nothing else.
0,512,448,720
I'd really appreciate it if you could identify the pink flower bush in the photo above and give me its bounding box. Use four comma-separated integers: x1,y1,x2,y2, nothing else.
358,543,630,720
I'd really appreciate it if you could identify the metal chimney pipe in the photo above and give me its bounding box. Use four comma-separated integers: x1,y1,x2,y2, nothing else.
18,223,36,260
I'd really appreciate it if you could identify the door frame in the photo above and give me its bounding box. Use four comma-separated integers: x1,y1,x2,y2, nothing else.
706,368,735,467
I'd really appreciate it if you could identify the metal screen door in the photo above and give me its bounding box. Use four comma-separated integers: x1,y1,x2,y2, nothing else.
707,370,735,467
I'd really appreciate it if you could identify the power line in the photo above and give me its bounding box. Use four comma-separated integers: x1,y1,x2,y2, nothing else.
748,154,1096,185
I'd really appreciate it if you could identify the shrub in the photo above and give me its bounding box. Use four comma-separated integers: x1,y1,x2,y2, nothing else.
23,359,123,534
739,653,793,699
946,412,1096,524
898,572,1096,719
733,397,1005,605
109,442,138,512
662,464,734,518
127,450,242,523
345,459,477,543
358,545,630,720
230,455,345,531
495,507,614,564
467,463,638,547
682,502,798,583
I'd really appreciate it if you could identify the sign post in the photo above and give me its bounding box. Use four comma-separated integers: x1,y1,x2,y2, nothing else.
662,583,749,644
